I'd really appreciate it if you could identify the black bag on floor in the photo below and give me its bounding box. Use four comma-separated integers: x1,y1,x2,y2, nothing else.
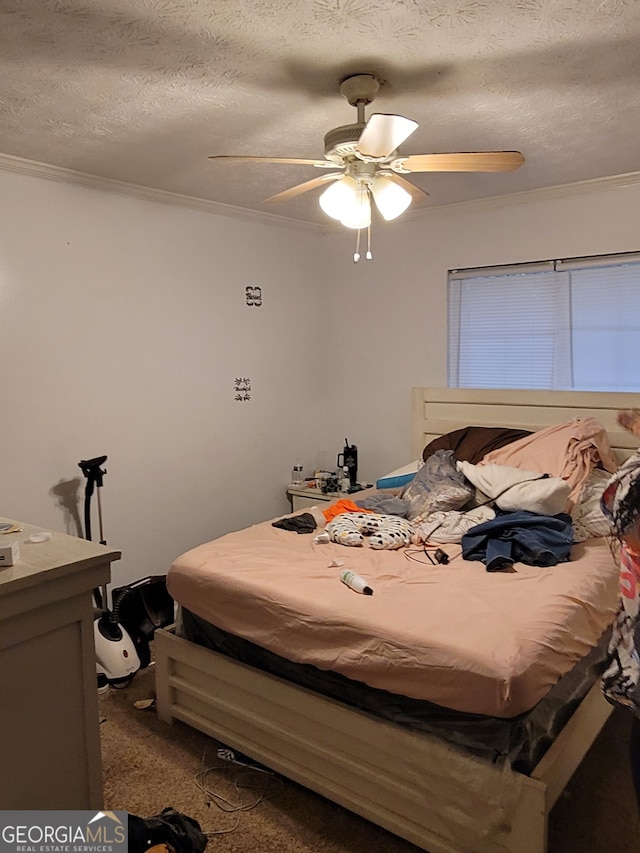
128,807,208,853
112,575,175,668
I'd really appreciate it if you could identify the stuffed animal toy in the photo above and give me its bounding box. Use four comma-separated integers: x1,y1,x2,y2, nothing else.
326,512,414,549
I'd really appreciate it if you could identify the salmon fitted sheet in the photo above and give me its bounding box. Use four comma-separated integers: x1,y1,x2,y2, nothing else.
167,517,618,719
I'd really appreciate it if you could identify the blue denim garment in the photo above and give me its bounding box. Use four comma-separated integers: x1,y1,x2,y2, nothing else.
461,509,574,571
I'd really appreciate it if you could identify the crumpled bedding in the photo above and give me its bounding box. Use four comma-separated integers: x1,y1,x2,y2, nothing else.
413,505,496,544
401,449,474,522
355,492,410,516
571,468,612,542
479,417,618,510
334,431,608,547
422,425,533,464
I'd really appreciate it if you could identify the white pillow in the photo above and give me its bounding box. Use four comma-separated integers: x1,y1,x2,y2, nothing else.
457,461,571,516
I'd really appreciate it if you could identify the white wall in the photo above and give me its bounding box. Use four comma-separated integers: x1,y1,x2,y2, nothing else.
320,179,640,482
3,167,640,588
0,170,327,587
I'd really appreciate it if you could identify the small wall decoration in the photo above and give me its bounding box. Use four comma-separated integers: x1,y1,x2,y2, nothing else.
245,286,262,306
234,377,251,402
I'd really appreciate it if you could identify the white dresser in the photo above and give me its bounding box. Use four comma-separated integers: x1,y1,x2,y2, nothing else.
0,516,120,809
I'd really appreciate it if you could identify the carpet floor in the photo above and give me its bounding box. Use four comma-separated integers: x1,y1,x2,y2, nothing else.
100,662,639,852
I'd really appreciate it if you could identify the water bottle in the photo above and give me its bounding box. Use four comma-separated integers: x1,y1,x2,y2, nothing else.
291,462,304,487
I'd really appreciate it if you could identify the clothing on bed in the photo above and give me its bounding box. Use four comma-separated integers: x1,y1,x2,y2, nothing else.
461,510,574,571
322,498,375,522
272,512,317,533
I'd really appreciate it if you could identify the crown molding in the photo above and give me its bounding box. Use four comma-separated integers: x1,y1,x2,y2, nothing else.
401,170,640,223
1,150,639,230
0,152,321,233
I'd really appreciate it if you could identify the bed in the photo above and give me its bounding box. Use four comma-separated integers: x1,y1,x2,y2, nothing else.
155,387,639,853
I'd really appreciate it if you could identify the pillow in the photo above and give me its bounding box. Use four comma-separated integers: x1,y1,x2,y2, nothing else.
401,450,474,522
375,460,420,490
571,467,613,542
422,426,533,464
457,460,571,516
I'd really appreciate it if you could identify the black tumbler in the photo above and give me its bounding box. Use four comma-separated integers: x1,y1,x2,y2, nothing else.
337,440,358,490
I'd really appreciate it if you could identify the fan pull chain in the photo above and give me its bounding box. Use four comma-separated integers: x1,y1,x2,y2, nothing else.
353,227,373,262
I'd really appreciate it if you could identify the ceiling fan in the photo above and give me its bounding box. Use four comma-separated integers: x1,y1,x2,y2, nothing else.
209,73,525,251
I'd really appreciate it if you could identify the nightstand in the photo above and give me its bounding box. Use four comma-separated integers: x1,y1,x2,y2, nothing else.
287,484,347,511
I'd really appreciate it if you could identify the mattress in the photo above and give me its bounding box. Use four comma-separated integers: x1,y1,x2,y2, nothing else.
176,606,610,773
167,517,619,719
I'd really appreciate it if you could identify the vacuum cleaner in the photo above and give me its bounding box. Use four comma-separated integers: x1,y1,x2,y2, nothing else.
79,454,140,688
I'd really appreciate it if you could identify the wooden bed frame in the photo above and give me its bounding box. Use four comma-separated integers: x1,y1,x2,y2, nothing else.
155,387,639,853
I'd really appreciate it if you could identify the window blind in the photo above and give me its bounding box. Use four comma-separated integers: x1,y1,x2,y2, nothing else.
448,253,640,392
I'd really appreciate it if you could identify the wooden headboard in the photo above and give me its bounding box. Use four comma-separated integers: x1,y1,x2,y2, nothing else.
411,387,640,464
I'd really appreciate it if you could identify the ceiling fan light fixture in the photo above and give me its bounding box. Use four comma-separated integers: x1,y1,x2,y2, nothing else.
319,176,371,229
370,175,412,220
339,184,371,230
318,175,358,221
209,72,526,252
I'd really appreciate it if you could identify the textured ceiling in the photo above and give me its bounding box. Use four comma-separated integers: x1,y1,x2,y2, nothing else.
2,0,640,226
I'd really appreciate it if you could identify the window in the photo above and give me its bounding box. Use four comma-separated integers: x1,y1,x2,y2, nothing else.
448,252,640,392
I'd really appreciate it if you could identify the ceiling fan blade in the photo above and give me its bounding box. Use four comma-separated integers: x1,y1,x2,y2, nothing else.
356,114,419,160
395,151,525,173
381,173,429,201
264,173,343,204
208,155,333,168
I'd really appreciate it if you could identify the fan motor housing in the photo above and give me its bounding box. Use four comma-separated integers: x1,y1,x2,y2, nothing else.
323,123,366,163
